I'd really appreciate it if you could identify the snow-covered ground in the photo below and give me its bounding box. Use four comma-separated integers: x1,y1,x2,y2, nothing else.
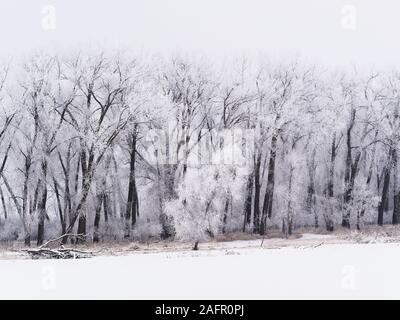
1,235,400,299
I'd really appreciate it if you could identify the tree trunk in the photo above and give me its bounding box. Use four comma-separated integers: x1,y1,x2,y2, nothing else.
378,167,391,226
307,148,317,228
61,149,94,245
252,152,262,233
328,134,336,199
358,132,377,229
22,156,31,246
93,155,111,242
111,152,124,218
325,134,337,232
104,192,110,224
93,192,103,243
2,174,30,246
222,196,229,234
72,154,80,222
59,146,72,233
393,149,400,224
156,148,175,239
285,164,294,237
53,178,65,235
260,134,277,235
342,110,356,229
393,193,400,225
62,187,91,244
77,214,86,241
0,185,6,220
125,128,138,238
37,160,48,246
76,211,87,244
378,149,393,226
243,171,254,232
74,148,94,244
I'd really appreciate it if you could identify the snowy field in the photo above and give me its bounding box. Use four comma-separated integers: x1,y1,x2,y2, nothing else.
1,235,400,299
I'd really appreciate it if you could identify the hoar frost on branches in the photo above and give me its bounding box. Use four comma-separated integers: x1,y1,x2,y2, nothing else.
164,134,249,242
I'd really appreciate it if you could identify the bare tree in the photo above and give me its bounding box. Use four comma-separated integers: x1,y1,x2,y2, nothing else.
60,53,137,244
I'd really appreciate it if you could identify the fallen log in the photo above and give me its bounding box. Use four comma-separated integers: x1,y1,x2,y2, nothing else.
26,247,94,259
23,233,94,259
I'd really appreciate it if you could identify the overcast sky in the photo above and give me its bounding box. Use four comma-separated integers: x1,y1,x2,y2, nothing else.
0,0,399,68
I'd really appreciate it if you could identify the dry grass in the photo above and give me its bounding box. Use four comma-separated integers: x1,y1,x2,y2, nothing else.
3,225,400,260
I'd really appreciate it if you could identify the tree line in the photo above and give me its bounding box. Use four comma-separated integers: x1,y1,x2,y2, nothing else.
0,51,397,246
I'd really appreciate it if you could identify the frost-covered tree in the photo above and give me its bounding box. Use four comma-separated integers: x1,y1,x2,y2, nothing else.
1,51,400,246
165,139,248,245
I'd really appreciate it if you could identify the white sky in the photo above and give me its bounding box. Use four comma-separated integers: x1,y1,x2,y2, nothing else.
0,0,399,68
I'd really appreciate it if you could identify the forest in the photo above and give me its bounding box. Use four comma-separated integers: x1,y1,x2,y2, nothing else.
0,51,397,246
